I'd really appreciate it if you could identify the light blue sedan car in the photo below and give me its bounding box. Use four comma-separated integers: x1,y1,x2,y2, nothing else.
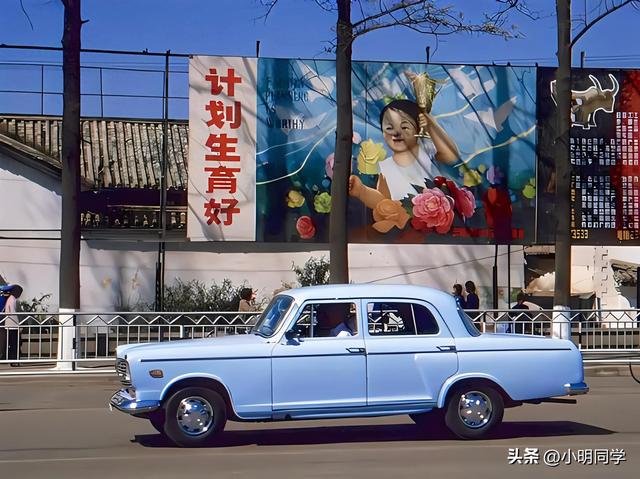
109,284,588,446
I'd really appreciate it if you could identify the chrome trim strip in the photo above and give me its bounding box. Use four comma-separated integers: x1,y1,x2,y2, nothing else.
142,353,359,362
457,348,572,352
140,348,572,363
271,401,438,419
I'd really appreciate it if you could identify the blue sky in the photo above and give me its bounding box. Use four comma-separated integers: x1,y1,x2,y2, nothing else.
1,0,639,118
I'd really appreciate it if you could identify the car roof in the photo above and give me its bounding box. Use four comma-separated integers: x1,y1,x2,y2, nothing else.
282,284,453,303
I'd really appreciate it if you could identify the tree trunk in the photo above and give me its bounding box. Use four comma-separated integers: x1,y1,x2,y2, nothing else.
60,0,82,310
329,0,352,284
554,0,572,308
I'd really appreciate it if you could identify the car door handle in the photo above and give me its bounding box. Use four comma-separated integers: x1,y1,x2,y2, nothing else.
346,347,366,354
437,345,456,352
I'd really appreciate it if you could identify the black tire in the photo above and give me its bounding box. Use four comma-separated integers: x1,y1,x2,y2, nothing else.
163,387,227,447
444,385,504,439
148,409,166,434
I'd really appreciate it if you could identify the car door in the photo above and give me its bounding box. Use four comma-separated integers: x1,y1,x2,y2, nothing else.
363,299,458,406
271,300,367,411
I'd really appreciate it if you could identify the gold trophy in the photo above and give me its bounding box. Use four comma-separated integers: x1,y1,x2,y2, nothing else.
405,70,442,138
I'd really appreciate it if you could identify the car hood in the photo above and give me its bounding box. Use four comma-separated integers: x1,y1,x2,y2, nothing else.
116,333,271,361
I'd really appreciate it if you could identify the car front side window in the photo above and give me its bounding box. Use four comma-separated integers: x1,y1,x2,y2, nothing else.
289,302,358,338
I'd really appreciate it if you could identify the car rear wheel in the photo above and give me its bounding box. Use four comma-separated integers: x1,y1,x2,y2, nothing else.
444,385,504,439
163,387,227,447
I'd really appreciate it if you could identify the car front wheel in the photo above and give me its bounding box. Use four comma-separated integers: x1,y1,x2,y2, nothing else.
444,385,504,439
147,410,165,434
163,387,227,447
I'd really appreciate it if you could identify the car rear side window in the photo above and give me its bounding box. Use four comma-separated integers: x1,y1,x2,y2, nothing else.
367,302,439,336
413,304,439,335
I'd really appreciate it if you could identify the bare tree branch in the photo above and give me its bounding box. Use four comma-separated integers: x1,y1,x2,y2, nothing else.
259,0,280,21
313,0,336,11
571,0,639,47
20,0,34,30
351,0,530,41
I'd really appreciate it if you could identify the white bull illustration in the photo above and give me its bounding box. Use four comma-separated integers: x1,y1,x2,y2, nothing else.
550,74,619,130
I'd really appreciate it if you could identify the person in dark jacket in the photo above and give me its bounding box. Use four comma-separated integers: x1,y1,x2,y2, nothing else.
452,284,466,309
2,285,23,365
464,281,479,309
511,291,531,334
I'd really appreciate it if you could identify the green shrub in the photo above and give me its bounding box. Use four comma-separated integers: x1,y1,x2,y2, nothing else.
163,278,248,312
17,293,51,313
292,256,330,287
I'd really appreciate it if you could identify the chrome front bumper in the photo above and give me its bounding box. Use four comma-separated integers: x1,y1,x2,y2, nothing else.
564,381,589,396
109,388,160,415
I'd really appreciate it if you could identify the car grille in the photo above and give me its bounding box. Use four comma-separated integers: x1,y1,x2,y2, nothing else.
115,358,131,386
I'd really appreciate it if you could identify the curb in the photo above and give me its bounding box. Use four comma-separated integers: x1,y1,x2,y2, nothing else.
584,365,637,377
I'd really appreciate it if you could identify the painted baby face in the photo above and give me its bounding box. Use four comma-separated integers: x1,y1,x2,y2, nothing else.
381,108,419,154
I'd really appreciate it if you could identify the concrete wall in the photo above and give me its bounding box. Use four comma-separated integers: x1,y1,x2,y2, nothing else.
1,149,525,311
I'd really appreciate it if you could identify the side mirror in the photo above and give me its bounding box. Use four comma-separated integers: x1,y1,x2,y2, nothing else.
285,329,301,341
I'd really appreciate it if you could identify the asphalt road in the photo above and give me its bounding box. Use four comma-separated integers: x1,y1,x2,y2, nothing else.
0,374,638,479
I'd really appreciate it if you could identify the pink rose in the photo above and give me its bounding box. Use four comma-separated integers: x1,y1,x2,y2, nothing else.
296,216,316,239
325,153,334,179
446,180,476,219
411,188,454,234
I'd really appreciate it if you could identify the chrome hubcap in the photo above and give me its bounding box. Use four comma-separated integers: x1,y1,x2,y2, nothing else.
176,396,213,436
458,390,492,429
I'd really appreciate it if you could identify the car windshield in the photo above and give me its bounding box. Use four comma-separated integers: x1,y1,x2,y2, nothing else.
252,295,294,337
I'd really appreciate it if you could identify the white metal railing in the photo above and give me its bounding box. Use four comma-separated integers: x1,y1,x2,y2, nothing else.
1,309,639,374
0,311,260,373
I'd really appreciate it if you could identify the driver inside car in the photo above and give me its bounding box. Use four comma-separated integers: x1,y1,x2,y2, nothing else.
315,303,356,337
331,304,357,337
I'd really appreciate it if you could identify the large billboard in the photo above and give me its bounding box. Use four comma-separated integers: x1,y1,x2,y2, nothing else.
537,67,640,245
189,56,538,243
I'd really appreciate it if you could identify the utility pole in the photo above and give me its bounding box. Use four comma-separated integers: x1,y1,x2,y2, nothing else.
156,50,170,313
328,0,351,284
58,0,82,369
552,0,572,337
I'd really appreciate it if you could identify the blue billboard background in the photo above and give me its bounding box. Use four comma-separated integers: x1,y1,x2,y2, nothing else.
256,59,537,244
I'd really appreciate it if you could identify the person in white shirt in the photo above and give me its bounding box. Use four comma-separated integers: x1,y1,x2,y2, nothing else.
2,285,22,365
330,315,357,337
315,303,357,337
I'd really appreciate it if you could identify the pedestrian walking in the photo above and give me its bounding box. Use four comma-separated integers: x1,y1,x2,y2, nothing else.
464,281,479,310
1,284,23,365
463,280,481,323
238,287,257,312
452,284,466,309
0,285,10,360
510,291,531,334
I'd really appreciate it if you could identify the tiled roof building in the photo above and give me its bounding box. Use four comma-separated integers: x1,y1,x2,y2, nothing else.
0,115,188,189
0,115,188,231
